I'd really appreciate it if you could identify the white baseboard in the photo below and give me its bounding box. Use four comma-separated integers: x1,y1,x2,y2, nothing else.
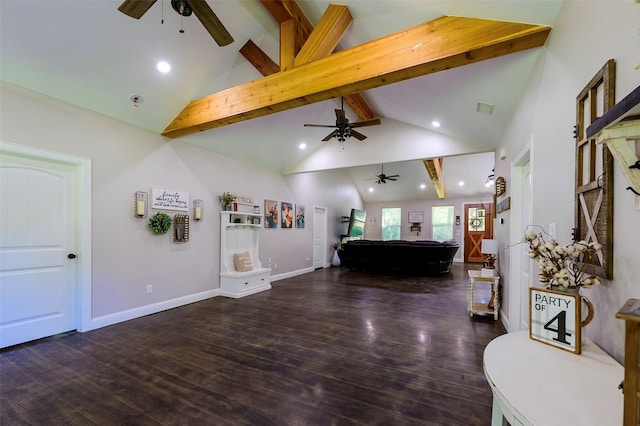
87,289,220,331
271,267,314,282
86,266,340,332
500,309,510,331
219,284,271,299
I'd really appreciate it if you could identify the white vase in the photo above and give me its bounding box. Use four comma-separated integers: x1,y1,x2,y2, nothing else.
331,249,341,267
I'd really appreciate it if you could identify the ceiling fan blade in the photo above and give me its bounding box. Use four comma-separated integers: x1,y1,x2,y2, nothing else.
304,124,337,128
350,129,367,141
335,109,347,125
187,0,234,46
118,0,157,19
322,130,339,141
349,118,382,128
386,174,400,179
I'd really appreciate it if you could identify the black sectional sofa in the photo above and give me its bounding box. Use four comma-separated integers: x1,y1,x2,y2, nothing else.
340,239,460,275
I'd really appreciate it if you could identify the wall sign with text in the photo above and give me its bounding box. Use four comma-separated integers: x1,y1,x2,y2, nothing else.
408,211,424,223
152,188,189,211
529,287,582,354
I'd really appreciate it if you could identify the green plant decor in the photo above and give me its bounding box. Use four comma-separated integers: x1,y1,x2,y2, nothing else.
149,212,172,235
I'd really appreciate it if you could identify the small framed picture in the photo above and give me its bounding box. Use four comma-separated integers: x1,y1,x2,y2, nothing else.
529,287,582,354
408,211,424,223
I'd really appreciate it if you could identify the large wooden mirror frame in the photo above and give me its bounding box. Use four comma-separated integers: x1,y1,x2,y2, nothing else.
574,59,615,279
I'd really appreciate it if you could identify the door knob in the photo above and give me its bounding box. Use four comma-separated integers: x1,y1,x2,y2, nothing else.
67,253,77,259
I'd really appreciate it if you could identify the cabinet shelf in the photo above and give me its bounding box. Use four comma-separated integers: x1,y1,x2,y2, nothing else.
219,211,270,298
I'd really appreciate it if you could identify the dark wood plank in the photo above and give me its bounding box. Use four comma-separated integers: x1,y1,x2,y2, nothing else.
1,263,505,425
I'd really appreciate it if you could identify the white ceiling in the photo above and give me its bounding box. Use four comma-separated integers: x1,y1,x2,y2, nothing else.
0,0,563,203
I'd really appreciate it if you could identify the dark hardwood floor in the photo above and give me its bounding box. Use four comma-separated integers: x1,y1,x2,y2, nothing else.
1,263,505,425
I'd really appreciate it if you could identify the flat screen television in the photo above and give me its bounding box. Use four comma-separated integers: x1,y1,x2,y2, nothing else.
347,208,366,237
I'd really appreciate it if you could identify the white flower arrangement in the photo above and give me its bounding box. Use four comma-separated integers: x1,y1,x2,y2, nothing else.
523,226,602,289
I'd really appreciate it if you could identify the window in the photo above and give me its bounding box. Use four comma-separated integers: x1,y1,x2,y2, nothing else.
467,207,486,232
432,205,454,241
381,208,401,241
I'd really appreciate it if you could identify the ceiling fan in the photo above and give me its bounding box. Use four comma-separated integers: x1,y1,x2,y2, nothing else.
304,98,381,142
368,164,399,184
118,0,234,47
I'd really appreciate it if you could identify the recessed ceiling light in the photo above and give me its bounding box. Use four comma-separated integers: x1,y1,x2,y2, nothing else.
298,143,306,150
431,120,440,128
157,61,171,73
368,187,374,193
458,180,465,186
420,184,426,189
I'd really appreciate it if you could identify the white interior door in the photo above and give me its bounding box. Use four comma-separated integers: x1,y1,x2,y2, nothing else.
519,161,532,330
313,206,326,269
509,138,533,333
0,153,78,347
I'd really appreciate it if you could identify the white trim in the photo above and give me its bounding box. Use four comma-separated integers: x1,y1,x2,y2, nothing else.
89,290,220,330
313,204,328,269
271,267,315,281
91,264,319,328
508,136,534,333
0,141,93,333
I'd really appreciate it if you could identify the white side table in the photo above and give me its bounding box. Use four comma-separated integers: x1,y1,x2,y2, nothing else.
484,331,623,426
468,269,499,320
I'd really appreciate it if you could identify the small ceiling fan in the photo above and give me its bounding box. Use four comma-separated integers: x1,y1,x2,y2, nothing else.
118,0,234,47
304,98,381,142
368,165,399,184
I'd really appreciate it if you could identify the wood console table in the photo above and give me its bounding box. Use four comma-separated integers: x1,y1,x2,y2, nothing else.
468,270,499,320
484,331,623,425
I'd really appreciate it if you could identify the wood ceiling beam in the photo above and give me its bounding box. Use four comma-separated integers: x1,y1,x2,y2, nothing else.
239,40,280,76
294,4,352,66
259,0,313,50
280,19,296,72
254,1,373,120
162,16,551,139
423,158,446,199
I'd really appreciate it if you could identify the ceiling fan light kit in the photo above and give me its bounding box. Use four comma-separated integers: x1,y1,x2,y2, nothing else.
304,97,381,143
118,0,234,47
367,164,399,185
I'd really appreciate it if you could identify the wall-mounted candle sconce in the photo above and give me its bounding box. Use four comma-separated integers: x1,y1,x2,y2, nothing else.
135,191,148,219
193,199,203,221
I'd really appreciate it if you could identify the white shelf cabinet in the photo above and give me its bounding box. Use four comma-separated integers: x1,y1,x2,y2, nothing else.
468,270,500,320
219,211,271,298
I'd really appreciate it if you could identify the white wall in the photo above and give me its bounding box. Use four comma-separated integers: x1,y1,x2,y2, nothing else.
0,82,360,327
495,0,640,362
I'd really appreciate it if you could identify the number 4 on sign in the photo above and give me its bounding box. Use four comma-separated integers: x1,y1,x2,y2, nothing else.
529,287,582,354
543,310,571,345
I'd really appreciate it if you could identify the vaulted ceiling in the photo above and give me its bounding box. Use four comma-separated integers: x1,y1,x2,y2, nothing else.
0,0,564,202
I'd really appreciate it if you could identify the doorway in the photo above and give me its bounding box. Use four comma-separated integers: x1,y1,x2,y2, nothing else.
312,206,327,269
464,202,494,263
0,142,91,347
509,137,533,332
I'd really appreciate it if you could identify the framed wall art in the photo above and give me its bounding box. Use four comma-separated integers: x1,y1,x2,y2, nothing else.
408,211,424,223
264,200,278,228
295,204,305,228
281,202,293,228
152,188,189,211
529,287,582,354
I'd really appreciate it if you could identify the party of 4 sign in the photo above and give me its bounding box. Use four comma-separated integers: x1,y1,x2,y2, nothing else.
529,287,582,354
